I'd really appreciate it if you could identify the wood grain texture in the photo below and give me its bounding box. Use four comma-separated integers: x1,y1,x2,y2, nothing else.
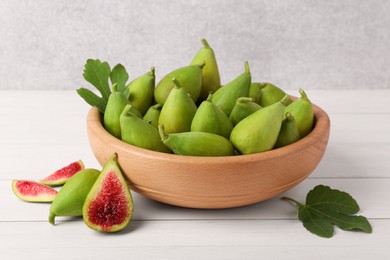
86,102,330,209
0,90,389,260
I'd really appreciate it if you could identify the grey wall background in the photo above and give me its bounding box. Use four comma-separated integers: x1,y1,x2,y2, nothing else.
0,0,389,90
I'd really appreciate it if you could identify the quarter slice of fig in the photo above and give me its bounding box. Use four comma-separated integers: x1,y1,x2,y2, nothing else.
12,180,58,202
82,153,134,232
40,160,84,186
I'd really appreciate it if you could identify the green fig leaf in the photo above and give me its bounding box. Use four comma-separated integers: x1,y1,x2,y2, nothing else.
76,88,106,113
110,64,129,93
282,185,372,238
83,59,111,102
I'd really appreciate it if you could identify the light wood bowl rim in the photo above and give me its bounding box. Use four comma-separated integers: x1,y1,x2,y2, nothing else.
86,101,330,164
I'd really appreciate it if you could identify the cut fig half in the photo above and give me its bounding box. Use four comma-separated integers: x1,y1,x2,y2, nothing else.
82,153,134,232
12,180,58,202
40,160,84,186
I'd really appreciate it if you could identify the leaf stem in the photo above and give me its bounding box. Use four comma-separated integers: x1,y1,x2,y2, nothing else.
280,196,303,206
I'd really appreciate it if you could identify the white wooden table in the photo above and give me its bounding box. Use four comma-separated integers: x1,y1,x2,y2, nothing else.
0,90,389,259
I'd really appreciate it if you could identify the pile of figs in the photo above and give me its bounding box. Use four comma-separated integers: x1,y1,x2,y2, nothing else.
95,39,314,156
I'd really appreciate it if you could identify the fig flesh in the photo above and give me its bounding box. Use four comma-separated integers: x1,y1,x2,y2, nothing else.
40,160,84,186
82,153,134,232
12,180,58,202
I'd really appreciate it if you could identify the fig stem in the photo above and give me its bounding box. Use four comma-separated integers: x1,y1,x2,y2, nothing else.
158,124,168,141
206,92,214,102
285,112,294,121
280,95,290,106
151,103,162,110
172,78,182,89
48,212,56,225
237,97,255,104
149,67,155,77
201,38,210,48
112,83,118,92
244,61,251,75
198,61,206,69
299,88,309,101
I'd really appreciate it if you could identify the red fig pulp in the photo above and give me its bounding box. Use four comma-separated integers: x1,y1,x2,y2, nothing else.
12,180,58,202
40,160,84,186
83,153,133,232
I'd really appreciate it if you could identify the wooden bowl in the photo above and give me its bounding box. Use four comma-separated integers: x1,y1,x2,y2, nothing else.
86,103,330,209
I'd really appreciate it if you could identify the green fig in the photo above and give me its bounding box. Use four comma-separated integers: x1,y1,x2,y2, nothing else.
120,104,171,153
249,82,263,104
83,153,134,233
230,95,289,154
103,83,129,138
158,78,197,134
191,39,221,102
143,103,162,128
48,168,100,225
190,93,233,139
284,89,314,138
159,125,234,156
229,97,262,126
212,61,251,116
274,112,300,148
154,64,203,105
124,67,155,115
258,82,292,107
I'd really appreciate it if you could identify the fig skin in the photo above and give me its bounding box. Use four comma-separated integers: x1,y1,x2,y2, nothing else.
143,104,162,129
284,89,314,138
190,93,233,139
274,112,300,149
154,64,203,105
124,67,155,115
158,78,197,134
212,61,251,116
103,84,130,139
159,124,234,157
120,104,171,153
230,95,289,154
48,168,100,225
191,39,221,102
229,97,262,126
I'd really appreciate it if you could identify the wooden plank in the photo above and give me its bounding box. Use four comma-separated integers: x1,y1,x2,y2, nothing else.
0,220,388,260
312,142,390,178
2,178,388,222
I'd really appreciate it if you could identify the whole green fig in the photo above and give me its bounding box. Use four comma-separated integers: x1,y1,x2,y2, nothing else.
274,112,300,148
103,84,129,138
143,104,162,128
124,67,155,115
158,78,197,134
258,82,292,107
159,125,234,156
191,39,221,102
48,168,101,225
154,64,203,105
249,82,263,104
212,61,251,116
284,89,314,138
229,97,262,126
230,95,289,154
120,104,171,153
190,93,233,139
